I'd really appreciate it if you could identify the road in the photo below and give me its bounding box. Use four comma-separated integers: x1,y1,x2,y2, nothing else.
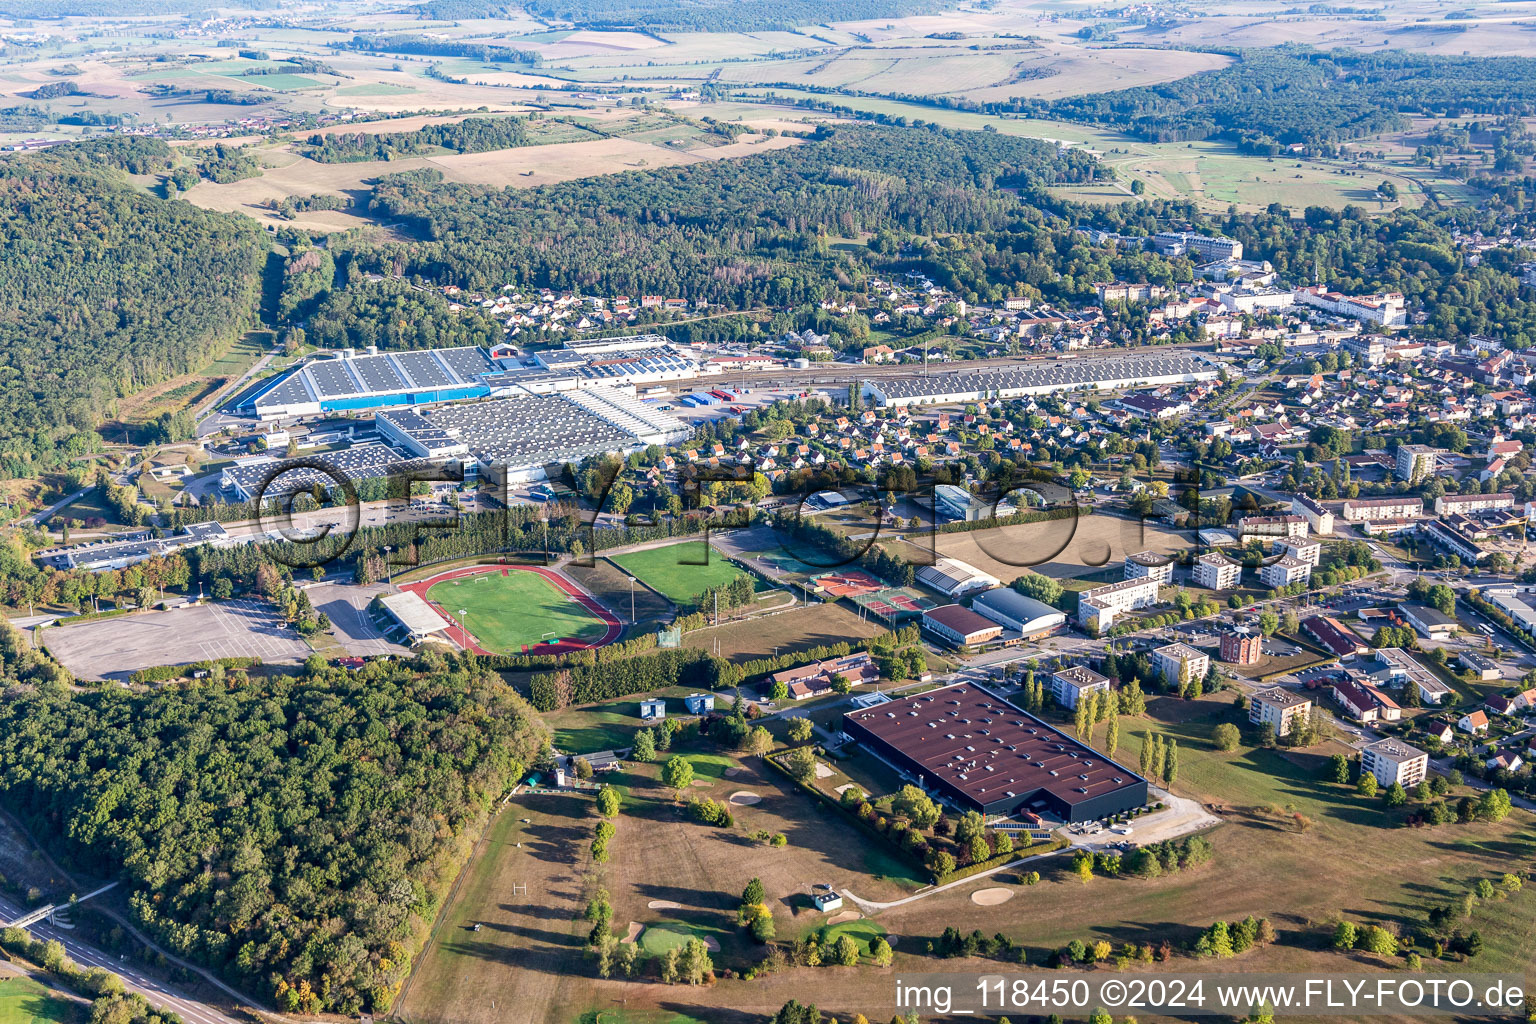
14,485,91,528
196,344,281,437
0,890,242,1024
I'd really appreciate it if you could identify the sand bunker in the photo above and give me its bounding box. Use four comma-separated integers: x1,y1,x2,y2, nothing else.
702,935,721,952
690,779,713,787
827,909,861,925
833,783,865,799
620,922,644,944
813,762,834,779
729,791,762,806
724,766,746,777
971,887,1015,906
647,900,682,910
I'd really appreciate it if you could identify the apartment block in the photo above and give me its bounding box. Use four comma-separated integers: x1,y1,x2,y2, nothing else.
1192,551,1242,591
1361,738,1429,788
1249,686,1312,737
1076,576,1161,631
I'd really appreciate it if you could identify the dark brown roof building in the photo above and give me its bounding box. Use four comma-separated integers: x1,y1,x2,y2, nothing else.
840,681,1148,823
921,604,1004,647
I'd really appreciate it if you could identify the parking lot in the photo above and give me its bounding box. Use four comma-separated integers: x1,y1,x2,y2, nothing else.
306,582,411,658
44,599,313,680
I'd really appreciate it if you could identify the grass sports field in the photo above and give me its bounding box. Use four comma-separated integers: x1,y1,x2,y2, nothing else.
609,542,744,604
0,974,80,1024
425,569,609,653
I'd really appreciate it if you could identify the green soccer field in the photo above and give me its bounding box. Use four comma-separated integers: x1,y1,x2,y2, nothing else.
424,571,608,653
609,542,745,604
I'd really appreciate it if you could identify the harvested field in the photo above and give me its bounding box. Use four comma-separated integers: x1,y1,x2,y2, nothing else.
681,603,887,661
905,514,1194,583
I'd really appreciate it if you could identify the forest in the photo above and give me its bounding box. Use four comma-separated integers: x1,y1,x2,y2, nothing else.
331,33,539,65
525,0,938,32
355,123,1100,305
0,655,548,1015
1031,48,1536,153
301,115,534,163
0,138,267,477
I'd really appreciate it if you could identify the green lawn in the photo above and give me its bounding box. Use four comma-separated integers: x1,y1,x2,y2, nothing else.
814,918,887,957
637,923,700,956
0,975,80,1024
609,543,744,605
545,701,642,754
425,570,607,654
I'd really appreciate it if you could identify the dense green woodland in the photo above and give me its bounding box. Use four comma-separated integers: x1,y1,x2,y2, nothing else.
0,654,547,1014
1031,48,1536,153
356,124,1099,305
525,0,938,32
301,115,535,163
0,138,266,476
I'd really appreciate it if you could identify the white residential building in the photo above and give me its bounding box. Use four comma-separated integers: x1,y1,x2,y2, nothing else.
1192,551,1242,591
1341,496,1423,521
1076,576,1160,631
1124,551,1175,584
1250,686,1312,738
1291,493,1334,535
1434,492,1515,515
1258,554,1312,588
1360,738,1429,788
1272,536,1321,567
1050,665,1112,710
1152,642,1210,689
1237,515,1309,540
1294,286,1407,327
1396,444,1439,483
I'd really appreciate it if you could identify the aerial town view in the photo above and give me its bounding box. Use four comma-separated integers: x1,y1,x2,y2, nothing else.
7,0,1536,1022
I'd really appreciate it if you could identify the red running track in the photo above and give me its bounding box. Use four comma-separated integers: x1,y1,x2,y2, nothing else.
399,563,623,656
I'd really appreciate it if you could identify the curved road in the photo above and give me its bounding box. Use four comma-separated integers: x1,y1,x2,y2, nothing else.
0,890,241,1024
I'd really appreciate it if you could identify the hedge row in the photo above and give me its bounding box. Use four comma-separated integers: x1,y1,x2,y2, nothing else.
527,646,728,711
931,836,1070,886
129,656,258,685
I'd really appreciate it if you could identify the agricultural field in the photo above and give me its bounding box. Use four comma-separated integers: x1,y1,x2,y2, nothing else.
609,542,745,605
424,568,611,653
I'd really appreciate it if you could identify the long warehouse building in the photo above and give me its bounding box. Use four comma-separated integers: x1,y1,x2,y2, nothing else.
233,336,703,420
840,681,1149,823
860,352,1218,408
224,385,692,497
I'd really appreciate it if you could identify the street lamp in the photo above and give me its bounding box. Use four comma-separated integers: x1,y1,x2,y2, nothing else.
459,609,468,649
383,545,393,585
627,575,637,623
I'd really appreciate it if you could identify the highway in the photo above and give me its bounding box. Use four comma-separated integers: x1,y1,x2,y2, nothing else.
0,889,243,1024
